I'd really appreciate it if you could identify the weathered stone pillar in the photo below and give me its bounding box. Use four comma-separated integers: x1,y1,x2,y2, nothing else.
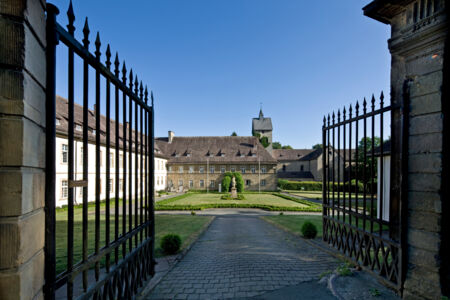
364,0,448,299
0,0,47,299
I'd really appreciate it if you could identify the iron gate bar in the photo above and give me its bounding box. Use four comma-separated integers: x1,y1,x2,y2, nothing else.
122,62,127,261
322,91,403,291
81,17,89,292
45,2,155,299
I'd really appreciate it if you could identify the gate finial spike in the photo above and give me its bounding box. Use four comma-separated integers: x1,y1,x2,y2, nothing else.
151,91,154,106
105,44,111,69
337,109,341,122
349,104,353,117
139,81,144,99
371,94,376,110
129,69,133,89
363,97,367,113
95,32,101,58
67,0,75,35
122,61,127,84
134,75,139,95
380,91,384,105
327,114,330,126
343,106,346,118
355,101,360,114
82,18,90,48
144,86,149,103
114,52,120,76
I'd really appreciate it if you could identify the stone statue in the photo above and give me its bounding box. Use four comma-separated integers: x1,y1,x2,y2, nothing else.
231,176,238,198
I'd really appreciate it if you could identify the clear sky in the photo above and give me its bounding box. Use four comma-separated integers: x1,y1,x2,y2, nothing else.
51,0,391,149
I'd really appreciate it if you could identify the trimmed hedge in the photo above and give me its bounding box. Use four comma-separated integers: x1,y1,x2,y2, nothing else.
221,172,244,192
155,203,322,212
160,234,182,254
220,193,246,200
277,179,375,194
301,221,318,239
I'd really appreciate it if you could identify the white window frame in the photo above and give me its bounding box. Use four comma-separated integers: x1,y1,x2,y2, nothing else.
61,180,68,199
199,180,204,188
251,166,256,174
241,167,246,174
210,166,215,174
189,180,194,188
261,167,267,174
221,166,225,173
189,166,194,174
178,166,183,173
210,180,215,188
61,144,68,164
199,167,204,174
261,179,266,186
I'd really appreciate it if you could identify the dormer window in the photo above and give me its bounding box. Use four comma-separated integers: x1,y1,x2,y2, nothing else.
75,124,82,131
55,118,61,126
92,129,96,135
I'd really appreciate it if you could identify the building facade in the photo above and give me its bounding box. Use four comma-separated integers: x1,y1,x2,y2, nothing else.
156,135,278,192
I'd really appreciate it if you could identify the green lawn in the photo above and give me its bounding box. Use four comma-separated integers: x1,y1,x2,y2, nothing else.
262,215,323,238
55,204,212,275
155,192,321,211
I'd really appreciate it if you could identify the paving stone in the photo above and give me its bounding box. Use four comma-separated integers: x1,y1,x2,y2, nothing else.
145,216,339,299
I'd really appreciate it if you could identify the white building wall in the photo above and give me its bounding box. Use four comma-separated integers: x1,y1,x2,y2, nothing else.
55,136,167,207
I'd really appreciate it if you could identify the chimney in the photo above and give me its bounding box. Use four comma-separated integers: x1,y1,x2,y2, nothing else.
168,131,175,143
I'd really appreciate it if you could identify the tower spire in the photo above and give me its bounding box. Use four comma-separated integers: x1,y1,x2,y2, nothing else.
259,102,263,119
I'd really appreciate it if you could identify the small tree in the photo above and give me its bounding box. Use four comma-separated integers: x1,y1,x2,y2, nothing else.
221,172,244,192
222,175,231,192
231,132,237,136
272,142,282,149
260,136,269,148
281,145,293,149
312,143,322,150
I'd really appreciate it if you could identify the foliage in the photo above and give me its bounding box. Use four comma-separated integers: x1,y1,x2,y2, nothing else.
336,263,352,276
369,288,381,297
319,270,333,279
156,203,321,212
354,137,381,184
279,212,284,216
277,179,375,194
222,176,231,193
281,145,293,149
220,193,245,200
260,136,269,148
222,172,244,192
312,143,323,150
252,132,261,138
272,142,282,149
272,192,321,207
231,131,237,136
160,234,182,254
301,221,318,239
262,215,323,238
191,211,196,216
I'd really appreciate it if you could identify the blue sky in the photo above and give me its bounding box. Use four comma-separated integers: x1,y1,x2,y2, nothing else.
52,0,390,149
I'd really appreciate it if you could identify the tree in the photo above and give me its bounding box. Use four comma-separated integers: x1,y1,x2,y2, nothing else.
281,145,293,149
354,137,381,187
272,142,282,149
260,136,269,148
312,144,322,150
231,132,237,136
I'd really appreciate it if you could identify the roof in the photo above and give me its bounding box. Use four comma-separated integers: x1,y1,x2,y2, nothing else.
272,149,315,162
252,109,273,131
363,0,414,24
276,171,314,179
55,96,168,159
373,140,391,156
155,136,277,164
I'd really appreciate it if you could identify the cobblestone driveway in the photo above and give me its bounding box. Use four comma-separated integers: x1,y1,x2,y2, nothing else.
146,216,339,299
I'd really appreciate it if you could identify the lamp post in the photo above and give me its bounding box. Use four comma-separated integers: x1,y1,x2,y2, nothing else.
258,156,261,194
206,157,209,193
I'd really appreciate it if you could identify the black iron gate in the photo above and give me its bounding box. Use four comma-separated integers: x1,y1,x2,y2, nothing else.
45,2,155,299
322,90,408,292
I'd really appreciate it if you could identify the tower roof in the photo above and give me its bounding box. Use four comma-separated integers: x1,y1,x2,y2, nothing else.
252,109,272,131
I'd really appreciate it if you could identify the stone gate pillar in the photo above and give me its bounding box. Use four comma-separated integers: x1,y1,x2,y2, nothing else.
0,0,47,299
364,0,448,299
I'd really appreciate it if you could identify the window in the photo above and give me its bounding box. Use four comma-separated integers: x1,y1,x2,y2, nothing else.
210,180,215,188
210,166,215,174
246,180,251,186
168,166,173,173
157,177,160,185
231,167,236,172
221,166,225,173
168,179,173,187
261,167,267,174
110,153,115,168
189,166,194,173
55,118,61,126
61,180,68,198
119,179,123,192
189,180,194,188
199,167,204,174
283,165,286,172
261,179,266,186
62,144,68,164
100,150,103,167
178,180,183,187
199,180,204,188
92,129,96,135
79,186,83,197
79,147,83,166
109,179,114,193
119,154,123,168
178,166,183,173
251,166,256,174
300,165,304,171
75,124,82,131
240,167,246,174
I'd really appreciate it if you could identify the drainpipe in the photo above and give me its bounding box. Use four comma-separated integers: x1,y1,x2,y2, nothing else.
258,156,261,193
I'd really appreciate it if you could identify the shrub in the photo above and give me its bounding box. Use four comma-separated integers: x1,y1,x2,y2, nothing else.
260,136,269,148
222,176,231,192
278,180,322,191
191,211,196,216
160,234,182,255
301,221,318,239
220,193,245,200
222,172,244,192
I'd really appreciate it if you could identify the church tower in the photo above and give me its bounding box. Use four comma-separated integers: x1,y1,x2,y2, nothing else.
252,109,273,153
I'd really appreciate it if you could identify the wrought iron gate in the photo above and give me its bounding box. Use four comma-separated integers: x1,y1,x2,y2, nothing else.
322,90,408,292
45,2,155,299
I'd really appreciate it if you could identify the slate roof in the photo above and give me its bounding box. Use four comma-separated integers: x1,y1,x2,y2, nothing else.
55,96,168,159
252,109,273,131
299,148,323,161
272,149,315,161
155,136,277,164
